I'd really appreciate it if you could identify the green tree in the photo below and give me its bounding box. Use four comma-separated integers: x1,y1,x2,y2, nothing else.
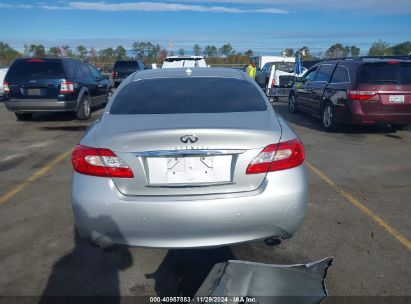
368,40,392,56
24,44,46,57
325,43,349,58
193,44,202,56
178,48,185,56
389,41,411,55
115,45,127,60
60,45,73,57
244,49,254,58
132,42,155,60
98,47,115,63
298,46,315,60
219,43,235,58
350,45,361,57
76,45,88,60
147,44,161,63
283,48,294,57
0,42,20,66
47,47,60,57
203,45,218,58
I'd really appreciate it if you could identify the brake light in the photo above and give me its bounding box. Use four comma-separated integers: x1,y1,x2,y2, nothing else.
271,79,276,87
246,139,305,174
112,71,117,78
3,81,10,93
60,80,74,93
347,90,377,101
387,60,400,65
71,145,134,178
27,58,45,63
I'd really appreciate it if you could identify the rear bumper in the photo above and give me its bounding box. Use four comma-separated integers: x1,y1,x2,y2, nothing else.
5,98,77,112
335,102,411,125
72,165,308,248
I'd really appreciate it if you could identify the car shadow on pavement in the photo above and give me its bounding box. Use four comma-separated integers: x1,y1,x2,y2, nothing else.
272,101,401,134
146,247,235,297
39,217,133,304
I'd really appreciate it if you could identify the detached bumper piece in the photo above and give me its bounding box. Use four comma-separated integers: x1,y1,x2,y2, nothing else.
193,257,333,304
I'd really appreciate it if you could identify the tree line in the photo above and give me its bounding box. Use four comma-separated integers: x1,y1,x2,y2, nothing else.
1,40,410,67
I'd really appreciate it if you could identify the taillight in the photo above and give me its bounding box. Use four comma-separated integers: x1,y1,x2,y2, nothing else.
246,139,305,174
112,71,117,78
347,90,377,101
3,81,10,93
60,80,74,94
71,145,134,178
271,79,276,87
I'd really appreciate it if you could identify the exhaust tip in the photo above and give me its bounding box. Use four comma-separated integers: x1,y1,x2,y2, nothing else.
264,237,282,246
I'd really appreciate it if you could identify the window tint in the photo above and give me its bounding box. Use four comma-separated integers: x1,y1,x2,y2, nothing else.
79,63,91,79
304,67,318,82
359,63,411,85
110,78,267,114
316,64,335,82
262,63,271,72
114,61,139,72
276,63,295,73
88,65,100,79
63,60,77,79
6,59,64,81
331,66,350,83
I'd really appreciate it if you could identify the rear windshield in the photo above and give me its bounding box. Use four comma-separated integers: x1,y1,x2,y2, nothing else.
275,63,295,73
359,63,411,85
6,59,64,81
110,78,267,114
114,61,138,71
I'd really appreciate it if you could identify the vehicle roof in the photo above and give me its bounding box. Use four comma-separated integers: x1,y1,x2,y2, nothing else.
165,56,204,59
319,57,411,66
15,57,83,62
132,67,245,81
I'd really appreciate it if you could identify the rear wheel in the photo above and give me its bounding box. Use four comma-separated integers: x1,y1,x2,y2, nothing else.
288,94,298,113
322,103,338,131
76,95,91,120
15,112,32,121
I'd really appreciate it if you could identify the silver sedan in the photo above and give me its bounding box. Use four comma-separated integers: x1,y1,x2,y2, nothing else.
71,68,307,248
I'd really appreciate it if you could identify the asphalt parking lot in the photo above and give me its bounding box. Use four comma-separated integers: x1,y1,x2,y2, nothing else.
0,99,410,302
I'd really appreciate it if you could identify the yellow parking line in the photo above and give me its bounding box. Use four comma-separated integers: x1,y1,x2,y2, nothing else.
0,149,72,206
306,161,411,251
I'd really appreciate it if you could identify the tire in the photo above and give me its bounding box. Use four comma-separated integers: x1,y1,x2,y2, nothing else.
322,103,338,131
390,124,409,131
76,95,91,120
288,94,298,113
269,97,279,103
15,112,32,121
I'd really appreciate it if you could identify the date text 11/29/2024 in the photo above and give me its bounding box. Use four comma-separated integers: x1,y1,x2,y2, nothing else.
150,296,257,303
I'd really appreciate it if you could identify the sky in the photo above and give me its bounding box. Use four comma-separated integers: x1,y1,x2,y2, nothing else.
0,0,410,55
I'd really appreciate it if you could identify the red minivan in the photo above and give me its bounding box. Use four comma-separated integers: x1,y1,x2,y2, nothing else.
289,58,411,131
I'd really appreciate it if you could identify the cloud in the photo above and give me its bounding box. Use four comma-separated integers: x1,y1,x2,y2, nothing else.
163,0,411,14
65,1,287,13
0,2,32,9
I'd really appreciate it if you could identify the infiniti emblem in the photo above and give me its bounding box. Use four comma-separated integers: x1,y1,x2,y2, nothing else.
180,135,198,144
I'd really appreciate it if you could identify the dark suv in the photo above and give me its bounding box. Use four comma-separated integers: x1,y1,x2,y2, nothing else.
112,60,145,88
3,57,111,121
289,57,411,131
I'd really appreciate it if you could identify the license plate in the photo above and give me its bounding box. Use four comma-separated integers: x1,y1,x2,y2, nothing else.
28,89,41,96
389,95,404,103
147,156,231,185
